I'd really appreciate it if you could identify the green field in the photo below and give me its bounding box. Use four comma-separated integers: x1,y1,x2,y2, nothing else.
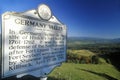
49,48,120,80
48,63,120,80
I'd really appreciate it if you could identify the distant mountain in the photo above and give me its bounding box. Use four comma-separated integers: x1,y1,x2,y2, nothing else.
68,37,120,44
0,34,2,48
111,38,120,43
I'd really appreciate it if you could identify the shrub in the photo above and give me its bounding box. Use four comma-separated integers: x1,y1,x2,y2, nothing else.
91,55,99,64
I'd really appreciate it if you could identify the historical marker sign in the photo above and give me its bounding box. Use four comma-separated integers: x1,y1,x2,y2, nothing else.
2,4,66,78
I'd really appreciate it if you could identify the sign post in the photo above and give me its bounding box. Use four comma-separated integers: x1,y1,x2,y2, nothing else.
2,4,67,79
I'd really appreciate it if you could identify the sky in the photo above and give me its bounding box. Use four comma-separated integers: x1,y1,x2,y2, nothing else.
0,0,120,39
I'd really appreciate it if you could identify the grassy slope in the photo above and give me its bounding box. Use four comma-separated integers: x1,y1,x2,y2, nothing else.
48,50,120,80
48,63,120,80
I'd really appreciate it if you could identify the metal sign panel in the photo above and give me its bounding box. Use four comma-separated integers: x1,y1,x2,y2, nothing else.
2,11,66,78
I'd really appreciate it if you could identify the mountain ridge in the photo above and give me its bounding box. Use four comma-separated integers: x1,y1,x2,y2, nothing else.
68,37,120,44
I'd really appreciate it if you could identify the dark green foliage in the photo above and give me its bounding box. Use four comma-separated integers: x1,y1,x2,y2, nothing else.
91,55,99,64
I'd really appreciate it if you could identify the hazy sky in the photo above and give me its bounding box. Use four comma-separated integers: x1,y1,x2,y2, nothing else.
0,0,120,38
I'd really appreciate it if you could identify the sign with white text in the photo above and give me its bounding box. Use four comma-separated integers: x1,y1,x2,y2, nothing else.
2,12,66,78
